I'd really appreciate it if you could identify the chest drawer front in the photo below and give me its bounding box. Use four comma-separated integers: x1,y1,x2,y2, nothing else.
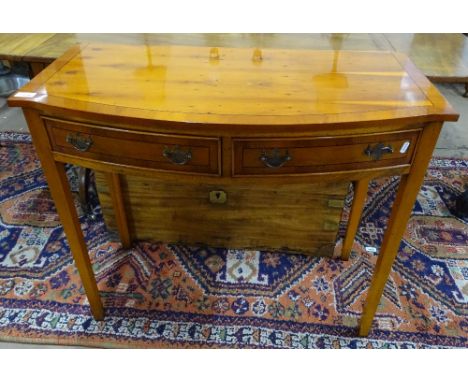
233,130,420,176
44,118,220,175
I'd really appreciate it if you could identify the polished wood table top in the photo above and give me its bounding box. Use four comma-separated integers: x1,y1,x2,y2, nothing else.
2,33,468,85
1,33,389,62
8,44,459,337
10,43,457,126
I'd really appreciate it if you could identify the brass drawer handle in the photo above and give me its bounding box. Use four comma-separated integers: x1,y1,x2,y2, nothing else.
66,132,93,152
364,143,393,160
163,145,192,165
260,148,291,168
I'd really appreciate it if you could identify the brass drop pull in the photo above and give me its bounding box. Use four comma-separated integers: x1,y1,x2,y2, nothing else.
364,143,393,160
260,148,292,168
66,132,93,152
163,145,192,165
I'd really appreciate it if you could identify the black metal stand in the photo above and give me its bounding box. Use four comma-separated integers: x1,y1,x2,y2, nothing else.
78,167,96,220
455,187,468,219
0,62,11,76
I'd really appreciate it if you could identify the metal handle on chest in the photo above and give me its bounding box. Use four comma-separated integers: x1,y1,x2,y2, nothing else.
163,145,192,165
364,143,393,160
260,148,292,168
66,132,93,152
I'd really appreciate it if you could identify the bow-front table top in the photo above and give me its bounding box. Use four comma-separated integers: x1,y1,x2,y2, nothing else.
9,43,458,124
2,33,468,86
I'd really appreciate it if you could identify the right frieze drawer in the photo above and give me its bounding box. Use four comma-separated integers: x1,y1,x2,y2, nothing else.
232,129,420,176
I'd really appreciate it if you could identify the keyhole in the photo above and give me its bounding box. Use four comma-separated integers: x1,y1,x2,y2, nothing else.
209,190,227,204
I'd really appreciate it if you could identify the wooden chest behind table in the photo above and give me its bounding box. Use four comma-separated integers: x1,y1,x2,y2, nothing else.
94,174,349,256
8,43,458,336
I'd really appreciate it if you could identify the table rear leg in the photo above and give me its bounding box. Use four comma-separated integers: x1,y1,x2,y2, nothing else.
106,173,132,249
341,179,369,260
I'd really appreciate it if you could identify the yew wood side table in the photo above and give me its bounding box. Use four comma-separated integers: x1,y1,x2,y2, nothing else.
8,44,458,336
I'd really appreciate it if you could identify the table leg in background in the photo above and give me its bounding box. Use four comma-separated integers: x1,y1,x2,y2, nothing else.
341,179,369,261
106,172,132,249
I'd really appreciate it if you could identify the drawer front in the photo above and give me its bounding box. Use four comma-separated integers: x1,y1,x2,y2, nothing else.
233,130,420,176
44,118,220,175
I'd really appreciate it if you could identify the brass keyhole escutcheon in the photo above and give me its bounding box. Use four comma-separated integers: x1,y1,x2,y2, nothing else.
209,190,227,204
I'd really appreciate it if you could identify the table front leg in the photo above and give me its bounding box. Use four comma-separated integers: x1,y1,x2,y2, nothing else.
24,110,104,320
44,162,104,320
341,179,369,260
359,123,442,336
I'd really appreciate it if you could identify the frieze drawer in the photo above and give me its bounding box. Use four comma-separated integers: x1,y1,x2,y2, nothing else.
44,118,221,175
233,130,420,176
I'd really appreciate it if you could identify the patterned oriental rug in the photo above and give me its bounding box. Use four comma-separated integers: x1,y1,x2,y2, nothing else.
0,132,467,348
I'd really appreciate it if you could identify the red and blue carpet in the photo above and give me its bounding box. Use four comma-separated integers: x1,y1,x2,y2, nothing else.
0,132,467,348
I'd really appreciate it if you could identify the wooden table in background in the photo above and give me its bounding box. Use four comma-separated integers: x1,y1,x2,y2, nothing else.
8,43,458,336
384,33,468,96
